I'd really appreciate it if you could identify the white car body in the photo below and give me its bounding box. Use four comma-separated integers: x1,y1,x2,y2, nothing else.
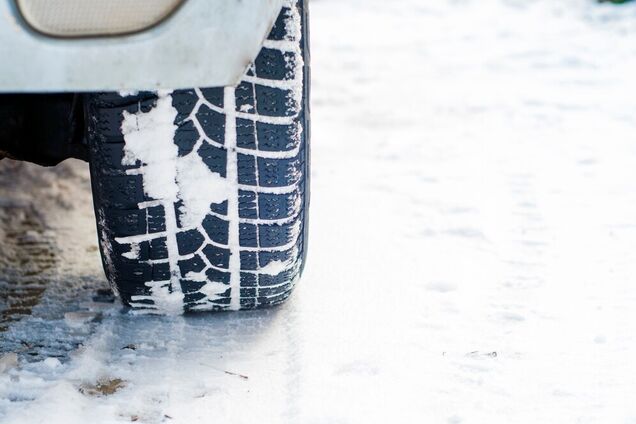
0,0,284,92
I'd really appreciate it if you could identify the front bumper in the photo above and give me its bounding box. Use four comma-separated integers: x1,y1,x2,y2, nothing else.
0,0,284,92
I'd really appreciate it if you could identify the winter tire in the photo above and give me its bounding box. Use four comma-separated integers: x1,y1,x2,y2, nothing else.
86,0,310,313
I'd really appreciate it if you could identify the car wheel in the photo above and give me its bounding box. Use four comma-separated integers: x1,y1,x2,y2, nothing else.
85,0,310,313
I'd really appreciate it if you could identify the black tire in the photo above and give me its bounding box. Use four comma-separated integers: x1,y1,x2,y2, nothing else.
86,0,310,313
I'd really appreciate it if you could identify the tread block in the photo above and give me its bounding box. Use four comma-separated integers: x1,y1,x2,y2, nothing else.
93,143,137,173
210,295,232,306
240,251,258,271
176,229,205,256
259,248,295,268
184,291,207,304
240,273,257,288
238,190,258,219
240,298,257,308
205,268,230,285
256,121,301,152
210,200,228,216
236,118,256,149
152,263,171,281
254,49,297,81
257,156,302,187
258,221,297,248
98,174,144,209
239,223,258,248
202,244,230,269
237,154,257,185
257,291,291,307
258,191,299,220
240,287,257,298
202,214,229,245
267,7,292,41
235,82,255,113
147,205,166,233
255,85,297,117
259,269,294,287
92,98,157,140
111,239,149,262
200,87,224,108
181,279,207,294
171,89,199,124
117,281,153,296
197,142,227,177
112,259,152,282
178,254,206,276
105,208,146,236
195,104,225,144
149,237,169,260
258,283,293,298
174,119,199,157
174,200,186,228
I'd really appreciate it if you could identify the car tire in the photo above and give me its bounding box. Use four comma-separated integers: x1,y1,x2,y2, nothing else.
85,0,310,313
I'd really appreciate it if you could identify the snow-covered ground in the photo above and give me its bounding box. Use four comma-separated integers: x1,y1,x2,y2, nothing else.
3,0,636,422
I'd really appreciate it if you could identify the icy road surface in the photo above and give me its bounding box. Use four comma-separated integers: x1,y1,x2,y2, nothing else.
3,0,636,422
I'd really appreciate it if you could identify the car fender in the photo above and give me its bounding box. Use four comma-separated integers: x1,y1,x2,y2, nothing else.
0,0,284,92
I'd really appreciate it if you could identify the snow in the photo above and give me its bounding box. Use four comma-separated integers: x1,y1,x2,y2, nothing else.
3,0,636,422
121,90,231,230
121,242,140,260
258,259,290,276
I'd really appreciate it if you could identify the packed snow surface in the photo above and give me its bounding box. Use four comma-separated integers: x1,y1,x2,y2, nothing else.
3,0,636,422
